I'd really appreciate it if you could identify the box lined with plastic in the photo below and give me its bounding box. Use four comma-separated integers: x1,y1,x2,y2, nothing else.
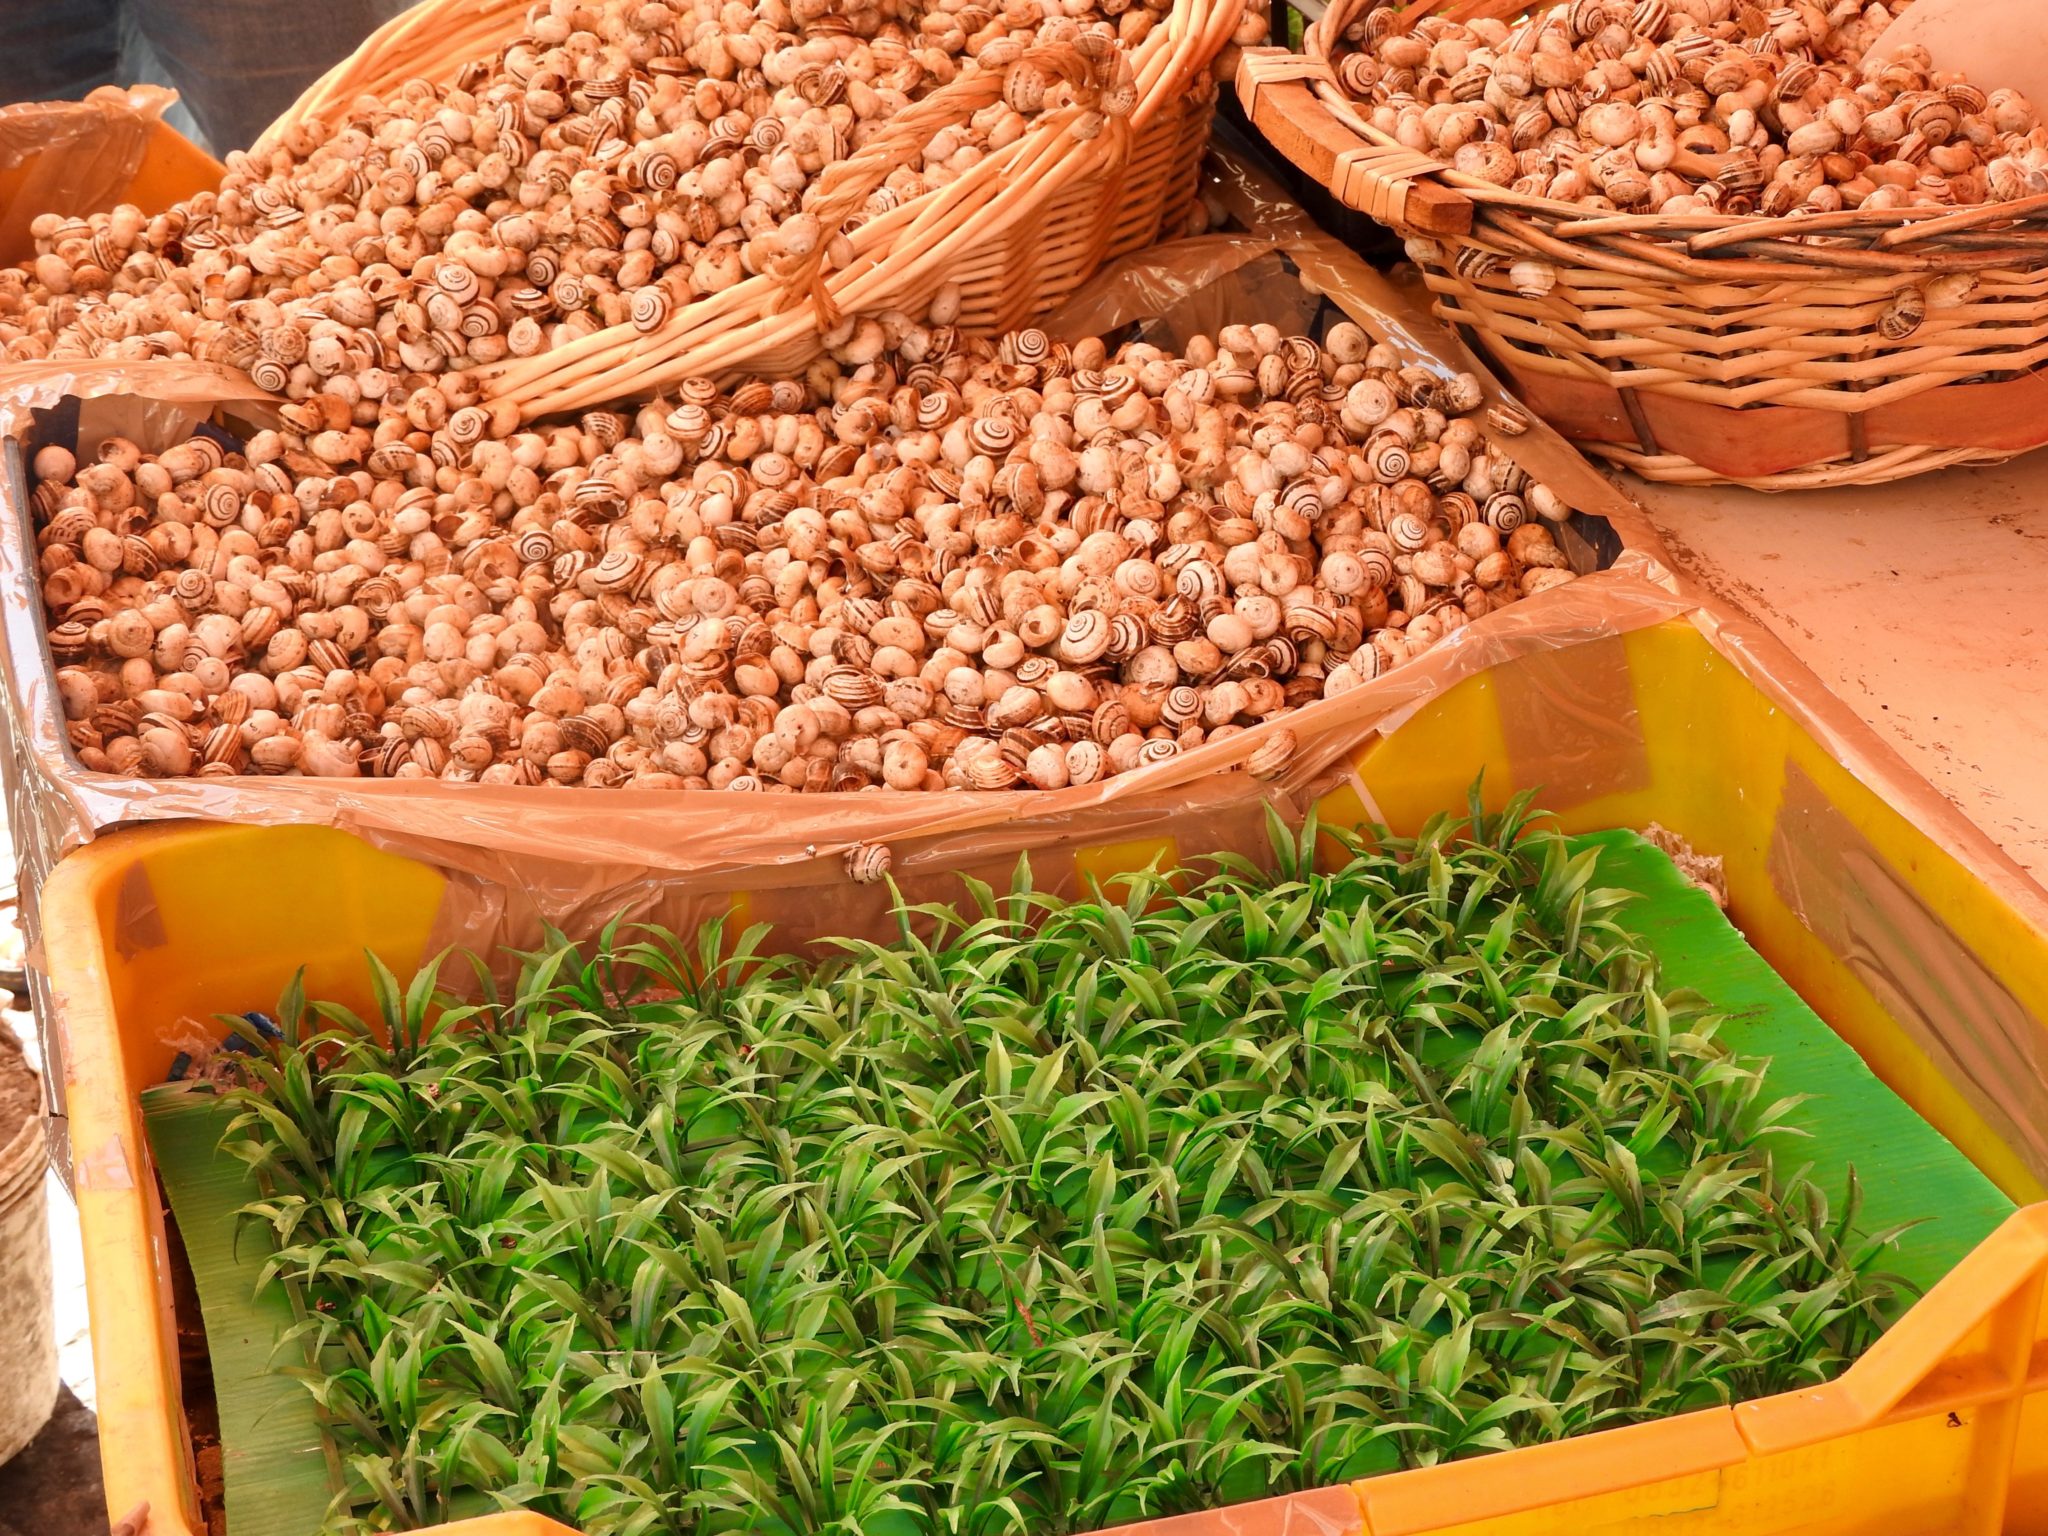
0,161,1657,931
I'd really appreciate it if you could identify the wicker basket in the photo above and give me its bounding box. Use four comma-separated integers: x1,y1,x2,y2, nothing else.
1238,0,2048,489
259,0,1237,420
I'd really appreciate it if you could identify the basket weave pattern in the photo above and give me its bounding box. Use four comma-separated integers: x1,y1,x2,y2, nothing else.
1239,0,2048,488
263,0,1234,419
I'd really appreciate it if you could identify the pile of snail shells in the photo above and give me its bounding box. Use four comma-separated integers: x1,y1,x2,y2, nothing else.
0,0,1145,404
29,316,1577,795
1335,0,2048,229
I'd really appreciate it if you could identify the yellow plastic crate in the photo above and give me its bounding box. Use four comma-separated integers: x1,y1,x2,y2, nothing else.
42,616,2048,1536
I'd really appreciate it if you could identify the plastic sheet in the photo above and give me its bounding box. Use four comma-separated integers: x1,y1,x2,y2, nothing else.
0,186,1692,948
0,88,178,266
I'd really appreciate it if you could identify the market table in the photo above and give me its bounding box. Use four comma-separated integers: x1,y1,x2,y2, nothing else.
1620,461,2048,885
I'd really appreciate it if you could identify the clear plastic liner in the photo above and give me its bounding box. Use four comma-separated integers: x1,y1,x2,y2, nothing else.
0,168,1690,934
0,88,179,266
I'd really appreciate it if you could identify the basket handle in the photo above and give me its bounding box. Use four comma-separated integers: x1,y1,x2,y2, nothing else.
1236,49,1472,235
773,40,1117,324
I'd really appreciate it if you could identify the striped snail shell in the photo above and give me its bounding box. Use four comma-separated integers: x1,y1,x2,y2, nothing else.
551,274,587,311
1176,560,1225,605
434,261,481,305
446,406,490,447
258,325,307,364
1105,614,1151,661
823,666,884,709
1073,369,1138,405
614,286,671,335
46,621,92,661
666,402,712,441
248,357,291,393
1368,435,1412,483
1483,493,1528,532
637,147,683,190
1136,738,1181,767
1879,286,1926,341
769,380,808,413
559,715,609,757
1484,402,1530,437
1336,53,1380,96
45,506,96,546
1161,685,1201,727
199,724,243,770
839,595,884,636
1437,491,1479,530
726,380,774,416
589,550,642,592
998,328,1053,367
1441,373,1486,415
582,410,628,448
965,754,1021,790
1245,727,1297,782
1358,544,1396,588
1284,602,1339,645
1388,511,1433,553
199,482,244,526
366,443,417,477
951,586,997,631
846,841,892,883
460,302,501,339
795,62,849,106
397,141,438,182
355,575,401,615
916,390,960,430
424,290,464,333
1058,609,1113,665
572,473,627,509
1091,699,1132,744
967,417,1018,455
1014,655,1059,688
121,536,158,577
193,324,257,372
171,568,213,605
240,607,280,651
1452,246,1502,281
505,284,552,314
1065,738,1105,785
1150,595,1198,642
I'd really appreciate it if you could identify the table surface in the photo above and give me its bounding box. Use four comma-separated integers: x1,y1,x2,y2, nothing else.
1623,457,2048,885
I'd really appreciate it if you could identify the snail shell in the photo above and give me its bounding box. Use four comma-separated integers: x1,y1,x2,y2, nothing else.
1245,727,1297,782
846,841,892,883
1879,287,1927,341
1057,609,1113,665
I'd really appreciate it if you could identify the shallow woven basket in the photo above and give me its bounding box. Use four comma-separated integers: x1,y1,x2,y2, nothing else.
260,0,1237,420
1239,0,2048,489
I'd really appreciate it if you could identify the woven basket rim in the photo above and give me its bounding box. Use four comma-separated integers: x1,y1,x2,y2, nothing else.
243,0,1241,418
1300,0,2048,256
